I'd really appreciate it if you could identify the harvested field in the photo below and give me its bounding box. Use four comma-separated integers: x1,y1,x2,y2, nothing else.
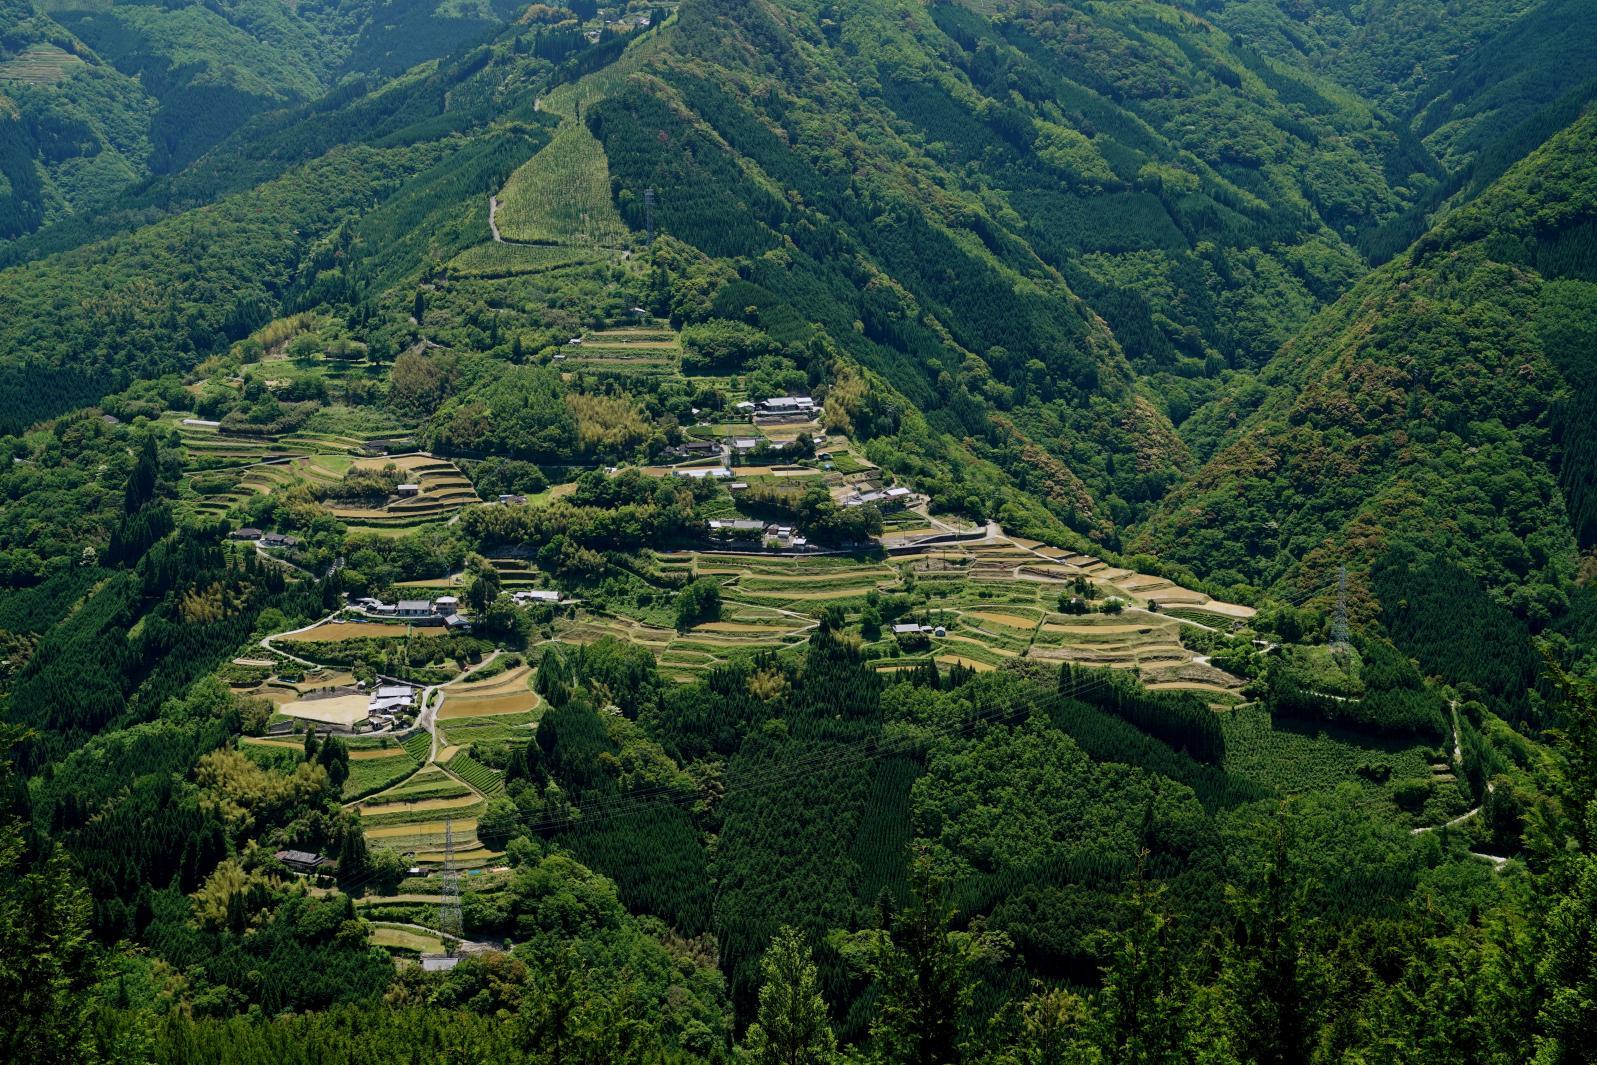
279,621,414,641
349,747,413,761
438,689,540,718
936,655,997,671
968,611,1039,629
280,694,368,726
371,926,445,953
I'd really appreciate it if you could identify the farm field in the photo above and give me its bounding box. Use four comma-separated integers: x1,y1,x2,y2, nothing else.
0,44,83,83
278,694,369,727
369,924,445,954
279,621,416,642
600,538,1251,695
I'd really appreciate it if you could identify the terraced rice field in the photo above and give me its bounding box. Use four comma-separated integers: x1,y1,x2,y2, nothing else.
0,44,83,83
438,666,540,719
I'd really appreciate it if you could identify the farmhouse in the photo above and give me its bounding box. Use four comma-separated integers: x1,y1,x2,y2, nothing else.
892,623,936,635
368,684,416,716
444,614,472,631
229,527,263,541
260,532,299,548
513,589,561,604
843,486,913,510
497,494,528,505
396,483,421,497
274,850,327,875
759,395,815,413
433,596,459,615
671,440,720,458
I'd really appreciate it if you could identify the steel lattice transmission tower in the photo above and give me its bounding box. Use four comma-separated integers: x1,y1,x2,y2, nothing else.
1330,562,1351,649
439,817,463,957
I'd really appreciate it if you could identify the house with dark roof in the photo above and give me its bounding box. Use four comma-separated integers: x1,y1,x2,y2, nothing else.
274,849,327,874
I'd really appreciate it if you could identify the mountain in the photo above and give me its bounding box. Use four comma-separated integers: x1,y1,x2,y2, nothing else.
1135,107,1597,714
0,0,526,240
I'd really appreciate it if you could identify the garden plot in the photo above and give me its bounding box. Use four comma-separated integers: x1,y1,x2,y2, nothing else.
327,455,479,525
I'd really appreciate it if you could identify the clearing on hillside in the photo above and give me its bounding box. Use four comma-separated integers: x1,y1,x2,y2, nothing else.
495,122,629,246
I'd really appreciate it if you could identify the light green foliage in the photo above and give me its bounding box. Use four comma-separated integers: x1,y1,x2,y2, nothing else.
495,122,629,246
744,926,837,1065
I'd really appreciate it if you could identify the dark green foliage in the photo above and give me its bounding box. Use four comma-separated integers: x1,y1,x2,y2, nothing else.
1059,663,1226,763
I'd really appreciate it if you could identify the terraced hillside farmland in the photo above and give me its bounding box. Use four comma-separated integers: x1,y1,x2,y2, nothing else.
437,663,541,719
559,325,681,376
0,45,84,83
326,454,480,528
544,531,1253,697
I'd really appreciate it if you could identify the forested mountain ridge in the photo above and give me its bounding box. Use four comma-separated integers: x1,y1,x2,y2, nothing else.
0,0,525,240
1136,109,1597,612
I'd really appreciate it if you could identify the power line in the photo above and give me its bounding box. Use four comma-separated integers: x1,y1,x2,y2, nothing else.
328,664,1162,899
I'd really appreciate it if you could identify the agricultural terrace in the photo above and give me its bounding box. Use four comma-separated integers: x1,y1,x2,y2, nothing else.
543,531,1254,697
0,44,83,83
558,326,681,377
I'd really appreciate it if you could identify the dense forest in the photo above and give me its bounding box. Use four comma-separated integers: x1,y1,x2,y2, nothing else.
1,0,1596,1060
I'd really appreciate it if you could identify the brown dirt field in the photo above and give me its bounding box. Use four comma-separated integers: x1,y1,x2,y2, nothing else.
1186,600,1257,619
439,691,540,718
367,818,478,840
353,454,447,473
280,621,414,641
1040,622,1163,636
360,794,483,815
696,621,804,634
1130,587,1210,604
446,666,532,695
280,694,369,726
968,611,1039,629
348,747,411,761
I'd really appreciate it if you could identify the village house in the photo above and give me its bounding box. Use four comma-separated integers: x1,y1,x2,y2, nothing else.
260,532,300,549
274,849,327,875
396,483,421,497
229,527,263,541
368,684,416,716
